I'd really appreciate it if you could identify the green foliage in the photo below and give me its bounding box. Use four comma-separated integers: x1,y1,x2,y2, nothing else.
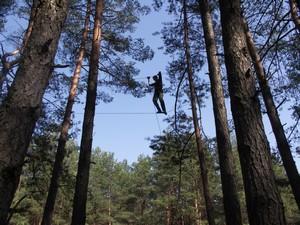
59,0,154,103
272,154,300,224
9,135,300,225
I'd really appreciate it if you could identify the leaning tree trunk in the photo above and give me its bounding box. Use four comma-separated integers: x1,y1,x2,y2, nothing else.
198,0,243,224
243,18,300,211
218,0,286,224
41,1,91,225
70,0,104,225
0,0,69,224
183,1,215,225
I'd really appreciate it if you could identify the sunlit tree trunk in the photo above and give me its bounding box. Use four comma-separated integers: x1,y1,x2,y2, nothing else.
0,0,69,223
194,197,201,225
40,1,91,225
243,17,300,211
21,0,38,52
183,1,215,224
166,205,171,225
108,184,112,225
218,0,286,224
70,0,104,224
198,0,243,224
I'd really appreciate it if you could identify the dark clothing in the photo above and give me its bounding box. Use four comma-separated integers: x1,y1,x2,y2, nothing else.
150,73,163,94
149,73,166,114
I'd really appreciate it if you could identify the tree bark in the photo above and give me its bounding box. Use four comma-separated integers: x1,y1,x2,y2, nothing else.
40,1,91,225
243,18,300,210
183,1,215,225
166,205,171,225
0,0,69,223
194,197,201,225
198,0,243,224
218,0,287,224
289,0,300,32
70,0,104,224
21,0,38,53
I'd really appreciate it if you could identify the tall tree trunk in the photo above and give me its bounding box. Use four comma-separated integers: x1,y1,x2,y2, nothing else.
218,0,287,224
21,0,38,53
108,184,112,225
194,196,201,225
166,205,171,225
41,1,91,225
198,0,243,224
289,0,300,31
70,0,104,224
243,18,300,210
182,1,215,225
0,0,69,223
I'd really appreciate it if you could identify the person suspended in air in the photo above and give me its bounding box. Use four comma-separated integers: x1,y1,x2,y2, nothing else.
148,71,167,115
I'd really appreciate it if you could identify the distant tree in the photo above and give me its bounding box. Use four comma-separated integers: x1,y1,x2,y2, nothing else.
149,129,223,225
271,153,300,224
9,138,78,225
182,0,215,224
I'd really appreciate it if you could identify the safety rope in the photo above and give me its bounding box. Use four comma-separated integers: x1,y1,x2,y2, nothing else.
154,109,162,136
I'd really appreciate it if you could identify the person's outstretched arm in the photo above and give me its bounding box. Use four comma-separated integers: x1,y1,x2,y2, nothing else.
158,71,162,80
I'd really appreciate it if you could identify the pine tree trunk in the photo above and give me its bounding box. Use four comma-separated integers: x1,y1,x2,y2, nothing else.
0,0,69,223
166,205,171,225
41,1,91,225
218,0,287,224
194,197,201,225
21,0,38,53
198,0,243,224
183,1,215,225
243,18,300,211
108,184,112,225
70,0,104,224
289,0,300,31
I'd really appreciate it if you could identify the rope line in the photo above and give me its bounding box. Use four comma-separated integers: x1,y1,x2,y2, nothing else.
155,112,162,135
75,112,162,115
74,110,172,115
153,105,162,135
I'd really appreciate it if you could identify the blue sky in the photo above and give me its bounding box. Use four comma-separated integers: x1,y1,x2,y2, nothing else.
74,5,175,162
2,1,299,169
81,2,300,171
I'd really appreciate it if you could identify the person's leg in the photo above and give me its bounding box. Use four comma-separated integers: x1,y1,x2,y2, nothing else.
153,94,162,112
159,93,167,114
